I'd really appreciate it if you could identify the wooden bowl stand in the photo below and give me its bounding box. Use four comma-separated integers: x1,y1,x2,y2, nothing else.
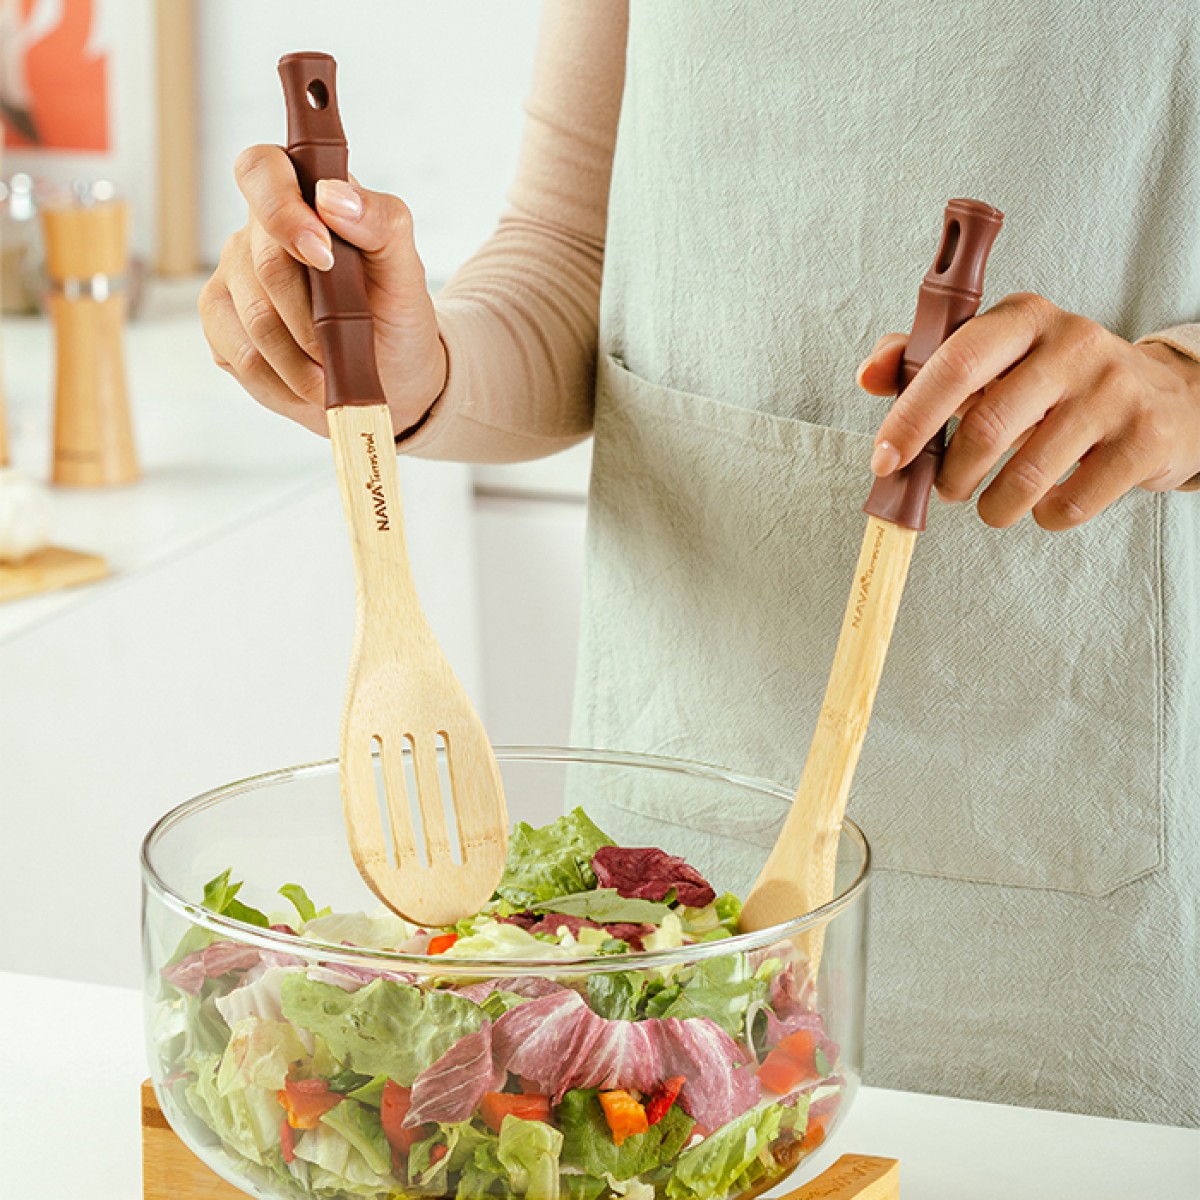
142,1081,898,1200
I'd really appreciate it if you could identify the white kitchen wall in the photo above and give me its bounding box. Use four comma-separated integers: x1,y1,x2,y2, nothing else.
195,0,542,283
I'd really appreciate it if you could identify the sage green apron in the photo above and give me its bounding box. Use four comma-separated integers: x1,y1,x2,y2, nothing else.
571,1,1199,1125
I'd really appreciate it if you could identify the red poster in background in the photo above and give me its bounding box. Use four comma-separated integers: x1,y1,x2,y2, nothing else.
0,0,111,152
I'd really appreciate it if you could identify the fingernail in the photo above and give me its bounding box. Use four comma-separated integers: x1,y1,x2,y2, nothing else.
855,357,874,387
870,441,902,475
296,229,334,272
317,178,363,220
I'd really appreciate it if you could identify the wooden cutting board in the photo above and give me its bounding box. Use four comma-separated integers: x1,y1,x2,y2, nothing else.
0,545,108,603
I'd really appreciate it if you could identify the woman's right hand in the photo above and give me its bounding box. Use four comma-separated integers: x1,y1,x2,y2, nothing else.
199,144,447,438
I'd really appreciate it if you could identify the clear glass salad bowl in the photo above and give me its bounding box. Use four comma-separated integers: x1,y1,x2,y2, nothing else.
142,746,871,1200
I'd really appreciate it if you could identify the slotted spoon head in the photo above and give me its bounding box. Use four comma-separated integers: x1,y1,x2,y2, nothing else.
339,614,510,927
279,53,510,926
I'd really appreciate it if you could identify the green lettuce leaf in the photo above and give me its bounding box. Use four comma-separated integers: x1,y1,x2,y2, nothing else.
184,1052,284,1168
496,808,614,908
155,991,231,1065
445,920,602,961
280,975,483,1084
292,1120,396,1196
215,1017,307,1094
561,1175,607,1200
665,1103,786,1200
656,955,768,1038
586,971,647,1021
445,1120,496,1174
202,869,270,928
301,910,416,951
481,991,535,1019
531,889,670,925
559,1089,694,1181
277,882,330,925
457,1130,513,1200
498,1115,564,1200
320,1099,392,1177
345,1073,388,1108
714,892,742,928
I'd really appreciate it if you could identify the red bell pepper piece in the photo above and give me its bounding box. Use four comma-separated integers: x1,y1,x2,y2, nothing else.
277,1077,343,1129
800,1094,841,1153
427,932,459,955
279,1116,296,1163
381,1080,431,1153
598,1090,649,1145
758,1028,824,1095
479,1091,553,1133
645,1075,686,1126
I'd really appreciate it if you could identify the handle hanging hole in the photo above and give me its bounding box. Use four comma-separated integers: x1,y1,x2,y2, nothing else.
934,219,961,274
306,79,329,110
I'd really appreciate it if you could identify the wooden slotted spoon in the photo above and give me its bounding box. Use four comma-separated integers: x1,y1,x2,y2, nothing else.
279,52,508,927
740,200,1004,946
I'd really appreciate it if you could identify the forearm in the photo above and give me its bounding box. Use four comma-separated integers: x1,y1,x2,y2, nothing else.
399,0,627,464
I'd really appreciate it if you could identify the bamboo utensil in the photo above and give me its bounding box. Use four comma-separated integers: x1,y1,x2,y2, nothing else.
42,186,139,487
280,52,508,927
741,199,1003,937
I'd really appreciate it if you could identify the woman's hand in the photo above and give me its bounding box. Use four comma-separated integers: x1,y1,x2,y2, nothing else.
858,293,1200,530
199,144,446,438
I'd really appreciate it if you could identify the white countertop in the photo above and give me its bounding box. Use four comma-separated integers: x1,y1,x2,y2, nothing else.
0,281,330,644
2,970,1194,1199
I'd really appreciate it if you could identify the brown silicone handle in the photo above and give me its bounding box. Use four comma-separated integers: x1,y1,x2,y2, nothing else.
278,52,386,409
863,198,1004,530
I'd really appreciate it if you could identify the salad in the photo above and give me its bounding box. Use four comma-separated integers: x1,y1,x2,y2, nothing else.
150,809,844,1200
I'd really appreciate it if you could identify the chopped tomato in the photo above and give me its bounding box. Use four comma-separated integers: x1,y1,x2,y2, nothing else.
277,1077,343,1129
800,1116,828,1153
479,1091,553,1132
381,1080,430,1153
430,1143,449,1164
758,1028,824,1095
279,1116,296,1163
800,1094,841,1153
776,1029,820,1073
598,1090,649,1145
427,932,458,955
645,1075,686,1126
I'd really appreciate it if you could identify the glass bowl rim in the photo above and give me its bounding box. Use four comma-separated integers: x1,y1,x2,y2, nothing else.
141,745,872,976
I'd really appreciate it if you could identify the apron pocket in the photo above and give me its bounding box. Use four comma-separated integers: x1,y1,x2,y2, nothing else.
572,354,1164,899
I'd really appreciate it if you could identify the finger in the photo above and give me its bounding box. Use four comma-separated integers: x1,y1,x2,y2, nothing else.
1032,436,1153,531
250,219,320,359
872,292,1057,474
975,402,1103,528
855,334,908,395
225,258,326,408
201,281,329,437
234,143,334,271
936,358,1064,502
314,179,436,317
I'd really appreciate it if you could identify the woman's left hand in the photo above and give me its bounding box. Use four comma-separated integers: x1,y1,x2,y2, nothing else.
859,292,1200,530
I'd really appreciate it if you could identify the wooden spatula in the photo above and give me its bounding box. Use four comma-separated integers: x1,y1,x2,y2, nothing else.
741,199,1003,939
279,52,508,927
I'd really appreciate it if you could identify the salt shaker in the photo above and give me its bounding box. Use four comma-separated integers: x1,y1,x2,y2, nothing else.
41,182,139,487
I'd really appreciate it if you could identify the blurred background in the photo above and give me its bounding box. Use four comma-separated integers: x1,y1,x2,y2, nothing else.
0,0,591,988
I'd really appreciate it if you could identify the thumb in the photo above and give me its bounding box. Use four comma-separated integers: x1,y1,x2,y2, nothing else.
855,333,908,395
314,179,431,314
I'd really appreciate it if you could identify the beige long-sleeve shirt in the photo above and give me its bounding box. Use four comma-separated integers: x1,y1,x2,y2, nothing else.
404,0,1200,467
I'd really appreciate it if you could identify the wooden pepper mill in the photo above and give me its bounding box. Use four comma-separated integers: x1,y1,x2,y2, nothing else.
41,184,139,486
